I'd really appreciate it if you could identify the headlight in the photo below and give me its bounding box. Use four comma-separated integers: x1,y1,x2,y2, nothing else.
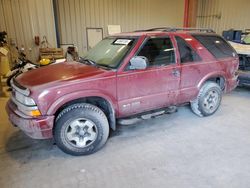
11,92,41,117
10,79,41,117
15,91,36,106
23,96,36,106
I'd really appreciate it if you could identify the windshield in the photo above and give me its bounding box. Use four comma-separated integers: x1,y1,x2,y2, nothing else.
84,37,136,68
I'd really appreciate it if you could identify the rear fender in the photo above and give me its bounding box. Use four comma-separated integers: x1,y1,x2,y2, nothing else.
197,72,226,90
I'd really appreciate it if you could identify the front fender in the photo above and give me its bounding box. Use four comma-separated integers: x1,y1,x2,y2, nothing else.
46,90,117,115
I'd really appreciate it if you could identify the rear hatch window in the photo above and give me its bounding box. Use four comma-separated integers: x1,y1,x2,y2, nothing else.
192,35,236,59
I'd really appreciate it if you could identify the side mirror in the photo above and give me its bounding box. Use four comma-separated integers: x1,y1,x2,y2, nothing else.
129,56,148,70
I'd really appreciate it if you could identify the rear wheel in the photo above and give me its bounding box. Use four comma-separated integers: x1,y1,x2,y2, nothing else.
191,82,222,117
54,103,109,156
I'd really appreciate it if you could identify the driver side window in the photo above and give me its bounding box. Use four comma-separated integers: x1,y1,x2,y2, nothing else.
137,37,175,67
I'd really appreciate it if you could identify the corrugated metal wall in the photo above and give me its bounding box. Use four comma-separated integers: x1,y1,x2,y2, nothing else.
196,0,250,34
2,0,249,61
0,0,185,60
57,0,185,55
0,0,57,61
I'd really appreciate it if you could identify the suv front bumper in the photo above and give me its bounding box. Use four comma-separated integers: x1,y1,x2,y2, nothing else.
6,100,54,139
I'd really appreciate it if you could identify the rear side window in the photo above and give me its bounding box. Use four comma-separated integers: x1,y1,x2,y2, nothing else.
175,36,201,63
192,35,235,59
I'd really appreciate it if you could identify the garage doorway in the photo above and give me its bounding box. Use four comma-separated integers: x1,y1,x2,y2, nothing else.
86,28,103,50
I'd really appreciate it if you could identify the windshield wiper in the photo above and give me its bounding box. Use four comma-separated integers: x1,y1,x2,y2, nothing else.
78,57,114,70
78,57,97,66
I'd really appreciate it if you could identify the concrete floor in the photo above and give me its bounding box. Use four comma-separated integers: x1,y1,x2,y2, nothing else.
0,87,250,188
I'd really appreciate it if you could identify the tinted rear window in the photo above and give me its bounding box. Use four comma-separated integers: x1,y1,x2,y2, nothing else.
192,35,235,59
175,36,201,63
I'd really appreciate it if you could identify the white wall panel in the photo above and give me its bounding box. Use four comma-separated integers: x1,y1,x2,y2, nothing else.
197,0,250,34
57,0,185,55
0,0,57,61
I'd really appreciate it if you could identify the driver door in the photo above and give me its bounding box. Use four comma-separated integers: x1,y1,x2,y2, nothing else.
117,36,180,117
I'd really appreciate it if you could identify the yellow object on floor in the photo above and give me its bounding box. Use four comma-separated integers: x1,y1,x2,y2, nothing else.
0,51,10,75
39,58,51,65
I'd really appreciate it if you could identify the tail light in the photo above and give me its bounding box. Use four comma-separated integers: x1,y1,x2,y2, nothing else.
230,59,239,76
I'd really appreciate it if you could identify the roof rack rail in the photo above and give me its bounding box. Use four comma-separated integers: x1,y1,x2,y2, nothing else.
135,27,215,33
134,27,171,32
166,27,215,33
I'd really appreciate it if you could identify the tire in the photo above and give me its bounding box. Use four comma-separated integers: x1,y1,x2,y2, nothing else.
190,81,222,117
54,103,109,156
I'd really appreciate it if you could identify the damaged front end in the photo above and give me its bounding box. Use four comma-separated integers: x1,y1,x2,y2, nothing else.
5,79,54,139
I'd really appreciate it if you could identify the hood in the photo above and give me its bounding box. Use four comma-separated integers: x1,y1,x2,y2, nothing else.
16,61,108,88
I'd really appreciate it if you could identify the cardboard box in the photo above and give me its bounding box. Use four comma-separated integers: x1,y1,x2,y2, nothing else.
0,47,10,76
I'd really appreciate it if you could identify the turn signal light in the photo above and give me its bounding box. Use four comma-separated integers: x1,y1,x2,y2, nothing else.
29,110,41,117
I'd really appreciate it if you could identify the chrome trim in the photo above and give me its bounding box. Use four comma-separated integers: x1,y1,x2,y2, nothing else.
11,96,38,111
10,79,30,96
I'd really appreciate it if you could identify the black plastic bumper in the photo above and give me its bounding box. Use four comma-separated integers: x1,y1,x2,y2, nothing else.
238,70,250,86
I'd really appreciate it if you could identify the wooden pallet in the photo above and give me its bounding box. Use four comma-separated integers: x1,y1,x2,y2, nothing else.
39,48,64,60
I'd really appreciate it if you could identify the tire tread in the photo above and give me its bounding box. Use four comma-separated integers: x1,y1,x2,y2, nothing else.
191,81,222,117
54,103,109,156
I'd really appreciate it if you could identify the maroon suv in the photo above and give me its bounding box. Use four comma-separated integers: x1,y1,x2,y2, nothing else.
6,28,239,155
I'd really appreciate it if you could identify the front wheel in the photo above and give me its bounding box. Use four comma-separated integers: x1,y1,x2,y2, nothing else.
54,103,109,156
191,82,222,117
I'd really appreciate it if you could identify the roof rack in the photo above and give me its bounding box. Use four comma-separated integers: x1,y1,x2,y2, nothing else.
134,27,171,32
135,27,215,33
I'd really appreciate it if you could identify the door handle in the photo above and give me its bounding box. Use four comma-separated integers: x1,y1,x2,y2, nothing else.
172,69,180,77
